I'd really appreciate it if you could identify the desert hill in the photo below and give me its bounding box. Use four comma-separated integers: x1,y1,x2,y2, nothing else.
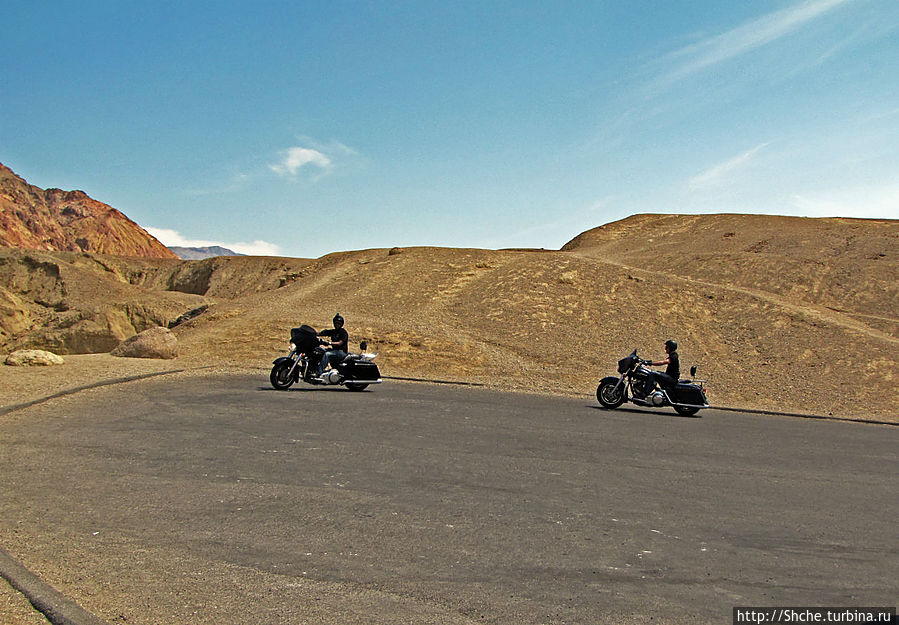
563,214,899,334
0,163,176,259
1,213,897,421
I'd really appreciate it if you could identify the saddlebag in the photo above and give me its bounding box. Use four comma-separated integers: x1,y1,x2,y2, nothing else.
341,360,381,381
673,383,707,406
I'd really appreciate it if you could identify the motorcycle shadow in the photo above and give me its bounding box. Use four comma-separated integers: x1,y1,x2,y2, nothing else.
258,386,368,393
588,405,702,419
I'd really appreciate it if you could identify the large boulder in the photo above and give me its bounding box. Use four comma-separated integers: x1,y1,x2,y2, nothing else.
5,349,65,366
110,326,178,360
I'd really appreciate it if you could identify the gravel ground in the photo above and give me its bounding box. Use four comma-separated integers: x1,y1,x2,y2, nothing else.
0,354,203,625
0,579,49,625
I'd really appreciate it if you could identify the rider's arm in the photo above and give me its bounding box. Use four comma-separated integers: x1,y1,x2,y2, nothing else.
318,329,334,346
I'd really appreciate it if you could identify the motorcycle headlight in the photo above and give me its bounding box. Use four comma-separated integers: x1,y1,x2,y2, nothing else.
289,342,296,351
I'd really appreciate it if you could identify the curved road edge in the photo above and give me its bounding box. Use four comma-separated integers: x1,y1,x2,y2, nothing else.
0,546,110,625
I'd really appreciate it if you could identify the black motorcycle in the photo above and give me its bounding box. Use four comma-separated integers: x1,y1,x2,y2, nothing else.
596,349,709,416
270,325,382,392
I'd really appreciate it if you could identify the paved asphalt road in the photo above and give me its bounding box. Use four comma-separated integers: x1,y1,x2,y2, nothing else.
0,375,896,625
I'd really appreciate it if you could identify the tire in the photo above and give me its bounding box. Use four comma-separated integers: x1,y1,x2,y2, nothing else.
345,383,369,392
674,405,700,417
270,361,296,390
596,380,625,409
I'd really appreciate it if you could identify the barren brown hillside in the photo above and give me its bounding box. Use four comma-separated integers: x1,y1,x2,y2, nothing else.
563,214,899,335
2,213,897,422
0,163,177,259
0,248,200,352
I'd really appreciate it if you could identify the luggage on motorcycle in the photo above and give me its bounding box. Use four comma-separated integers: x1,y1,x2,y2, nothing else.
673,383,706,405
291,325,320,354
341,359,381,381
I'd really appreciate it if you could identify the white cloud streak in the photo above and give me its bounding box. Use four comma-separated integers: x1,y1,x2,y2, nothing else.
226,240,283,256
658,0,854,88
689,142,772,189
146,227,282,256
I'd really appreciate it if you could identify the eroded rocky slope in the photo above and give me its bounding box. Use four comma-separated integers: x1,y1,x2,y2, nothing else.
0,163,176,259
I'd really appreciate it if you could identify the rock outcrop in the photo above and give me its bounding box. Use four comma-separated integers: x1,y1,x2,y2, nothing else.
5,349,65,366
0,162,177,259
111,326,178,359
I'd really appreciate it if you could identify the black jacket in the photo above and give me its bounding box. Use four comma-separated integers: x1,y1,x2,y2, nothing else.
319,327,349,352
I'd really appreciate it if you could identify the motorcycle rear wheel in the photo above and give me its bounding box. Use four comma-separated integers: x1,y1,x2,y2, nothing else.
270,361,296,390
674,405,700,417
597,380,625,408
345,383,369,392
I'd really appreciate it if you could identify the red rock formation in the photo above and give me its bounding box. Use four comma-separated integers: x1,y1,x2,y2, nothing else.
0,163,177,258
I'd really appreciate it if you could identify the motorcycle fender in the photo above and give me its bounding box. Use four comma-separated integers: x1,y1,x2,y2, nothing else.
600,376,624,390
272,356,293,366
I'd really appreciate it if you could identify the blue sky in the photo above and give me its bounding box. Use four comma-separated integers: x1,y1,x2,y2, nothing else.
2,0,897,258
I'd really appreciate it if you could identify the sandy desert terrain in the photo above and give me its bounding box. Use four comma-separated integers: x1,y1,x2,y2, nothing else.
2,214,897,422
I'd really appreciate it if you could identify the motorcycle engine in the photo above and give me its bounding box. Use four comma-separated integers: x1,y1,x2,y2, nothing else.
324,369,342,384
632,378,651,398
650,391,666,406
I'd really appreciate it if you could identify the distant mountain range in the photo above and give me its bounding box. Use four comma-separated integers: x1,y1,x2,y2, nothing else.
168,246,244,260
0,162,177,259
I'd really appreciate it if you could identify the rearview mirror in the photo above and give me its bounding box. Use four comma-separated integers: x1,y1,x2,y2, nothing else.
360,341,368,352
690,365,697,377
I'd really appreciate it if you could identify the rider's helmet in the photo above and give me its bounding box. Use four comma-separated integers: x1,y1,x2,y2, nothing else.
665,339,678,352
333,313,344,327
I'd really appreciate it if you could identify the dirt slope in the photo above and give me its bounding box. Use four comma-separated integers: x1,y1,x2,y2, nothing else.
563,214,899,333
0,248,204,353
164,244,897,420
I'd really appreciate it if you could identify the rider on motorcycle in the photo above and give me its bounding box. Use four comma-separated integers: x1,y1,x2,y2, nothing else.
316,313,349,377
646,339,680,390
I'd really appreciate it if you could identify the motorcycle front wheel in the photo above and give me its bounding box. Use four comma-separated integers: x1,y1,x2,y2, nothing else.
270,361,296,390
597,380,625,408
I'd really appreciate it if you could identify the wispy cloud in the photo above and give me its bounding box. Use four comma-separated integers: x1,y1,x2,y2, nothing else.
225,240,283,256
656,0,854,88
586,0,860,156
270,147,332,178
688,142,771,190
146,227,282,256
187,139,356,194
